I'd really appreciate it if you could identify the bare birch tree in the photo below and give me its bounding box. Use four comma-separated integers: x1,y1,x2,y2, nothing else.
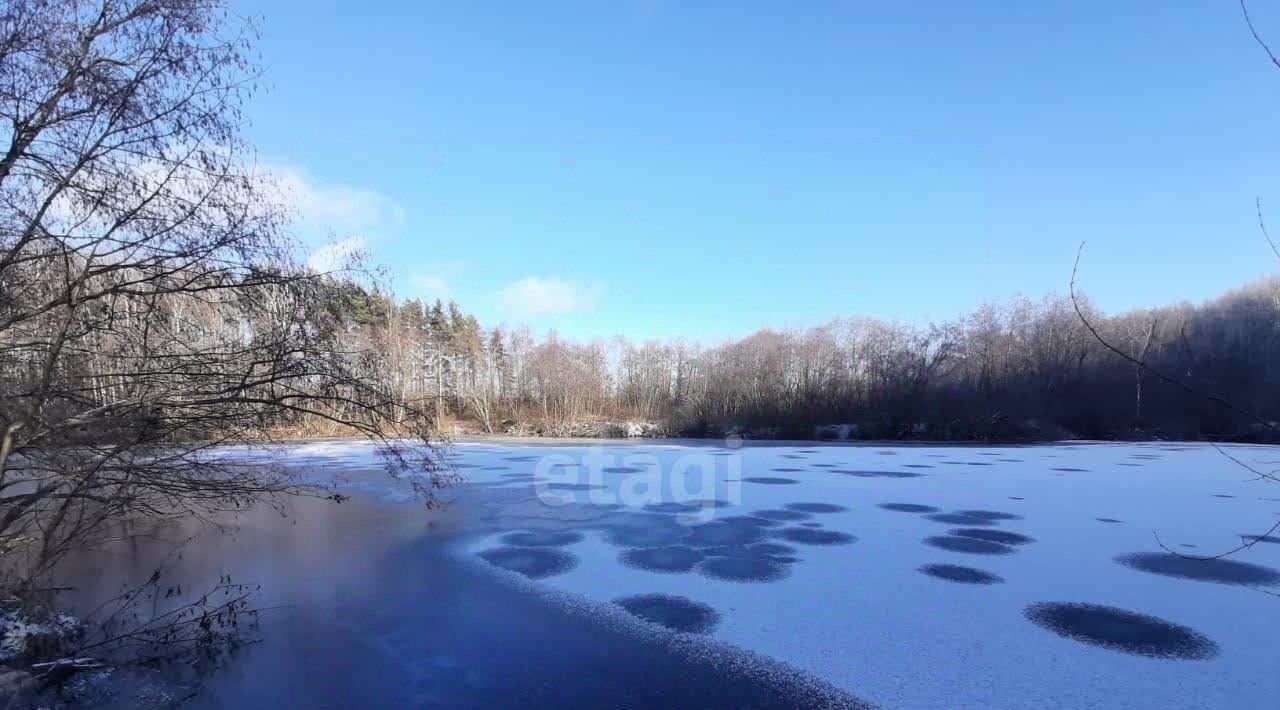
0,0,445,591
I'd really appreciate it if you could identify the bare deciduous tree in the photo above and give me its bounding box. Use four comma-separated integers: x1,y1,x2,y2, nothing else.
0,0,447,593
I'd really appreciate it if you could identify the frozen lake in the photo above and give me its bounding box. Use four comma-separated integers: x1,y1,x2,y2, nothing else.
69,439,1280,708
443,439,1280,709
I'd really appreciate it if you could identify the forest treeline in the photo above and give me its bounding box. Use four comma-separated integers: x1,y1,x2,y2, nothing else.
365,277,1280,442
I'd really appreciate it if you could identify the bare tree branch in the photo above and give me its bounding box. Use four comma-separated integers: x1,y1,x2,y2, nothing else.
1242,0,1280,71
1069,242,1276,431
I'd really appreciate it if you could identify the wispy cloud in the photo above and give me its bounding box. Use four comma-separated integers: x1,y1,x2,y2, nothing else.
495,277,598,317
261,161,405,240
409,272,452,300
258,161,404,276
306,235,366,273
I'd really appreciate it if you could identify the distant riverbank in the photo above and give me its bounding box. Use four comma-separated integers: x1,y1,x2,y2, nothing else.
432,416,1278,445
248,429,1261,450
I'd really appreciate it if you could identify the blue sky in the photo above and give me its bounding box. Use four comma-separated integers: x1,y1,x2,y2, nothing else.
236,0,1280,342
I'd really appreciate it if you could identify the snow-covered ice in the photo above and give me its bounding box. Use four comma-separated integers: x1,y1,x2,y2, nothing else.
261,438,1280,709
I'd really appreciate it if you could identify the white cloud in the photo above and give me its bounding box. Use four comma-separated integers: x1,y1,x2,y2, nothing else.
260,161,405,241
409,272,452,300
259,161,404,275
306,235,366,273
496,277,597,317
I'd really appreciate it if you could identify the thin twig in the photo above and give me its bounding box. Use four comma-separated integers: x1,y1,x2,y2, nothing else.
1155,514,1280,561
1212,442,1280,484
1069,243,1275,430
1242,0,1280,70
1256,197,1280,261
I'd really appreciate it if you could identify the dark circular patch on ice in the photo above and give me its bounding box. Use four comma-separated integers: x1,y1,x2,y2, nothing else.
1008,496,1025,501
1024,602,1218,660
478,547,577,579
697,556,790,583
603,466,644,474
546,483,602,491
1051,467,1089,472
879,503,938,513
743,476,800,485
919,563,1003,585
1210,494,1235,499
786,502,848,514
671,499,735,510
771,467,804,472
737,516,783,528
775,527,856,545
620,545,704,573
1115,552,1280,586
704,542,798,560
1243,534,1280,544
924,535,1016,555
753,509,811,522
949,528,1035,546
1096,518,1123,524
954,509,1022,521
500,530,584,547
924,513,998,526
833,469,925,479
686,519,767,547
603,523,690,548
644,502,702,514
614,593,720,634
751,542,798,556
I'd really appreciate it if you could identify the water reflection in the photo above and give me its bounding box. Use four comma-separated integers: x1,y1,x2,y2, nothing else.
58,481,867,709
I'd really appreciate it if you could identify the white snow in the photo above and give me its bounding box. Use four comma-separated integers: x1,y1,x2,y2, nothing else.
0,609,83,663
445,440,1280,710
213,437,1280,708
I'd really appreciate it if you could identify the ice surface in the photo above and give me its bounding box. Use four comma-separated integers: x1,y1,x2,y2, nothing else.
292,439,1280,709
